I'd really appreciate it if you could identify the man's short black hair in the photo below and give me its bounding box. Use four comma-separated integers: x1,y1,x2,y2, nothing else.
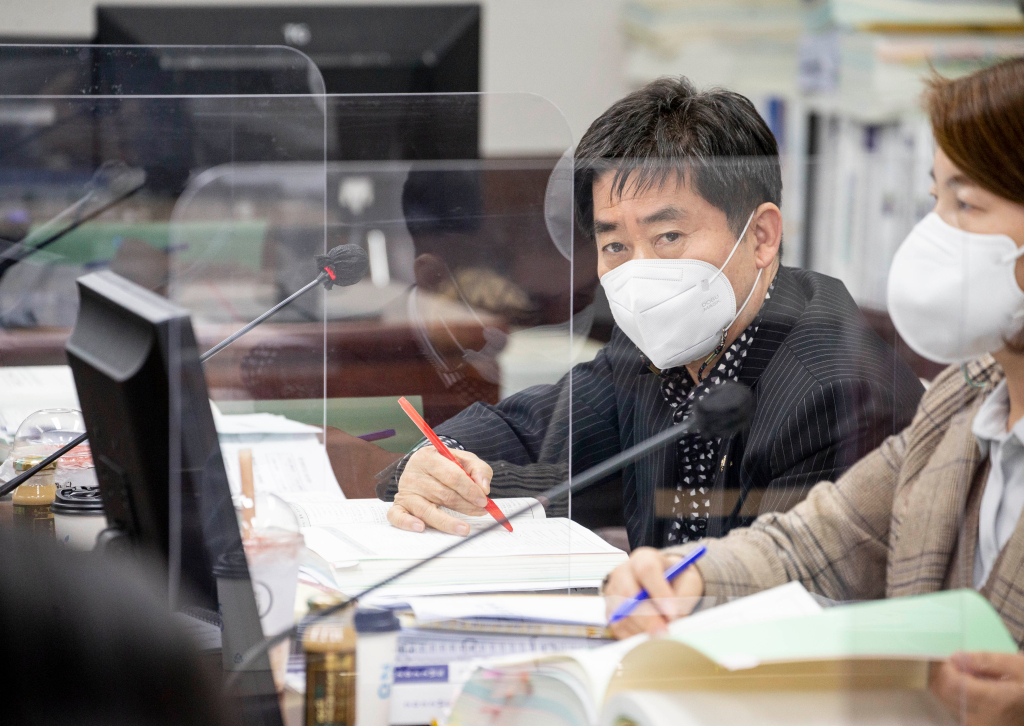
574,77,782,239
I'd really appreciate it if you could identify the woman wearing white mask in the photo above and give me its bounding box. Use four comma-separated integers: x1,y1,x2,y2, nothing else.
604,57,1024,725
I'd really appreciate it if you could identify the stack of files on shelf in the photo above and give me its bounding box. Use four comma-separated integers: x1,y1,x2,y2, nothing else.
805,115,934,309
623,0,807,51
286,497,628,596
449,585,1017,726
800,0,1024,119
800,30,1024,119
806,0,1024,31
622,0,806,98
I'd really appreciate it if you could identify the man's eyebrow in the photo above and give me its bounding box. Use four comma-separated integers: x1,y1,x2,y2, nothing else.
639,206,687,226
593,219,618,234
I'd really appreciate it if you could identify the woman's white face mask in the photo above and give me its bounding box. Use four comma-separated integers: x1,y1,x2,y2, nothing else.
600,211,760,370
887,212,1024,364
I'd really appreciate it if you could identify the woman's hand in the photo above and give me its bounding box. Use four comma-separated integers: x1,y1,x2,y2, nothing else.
602,547,705,639
386,445,492,536
930,651,1024,726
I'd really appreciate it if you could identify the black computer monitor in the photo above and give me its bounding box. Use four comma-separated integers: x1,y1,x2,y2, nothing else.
65,270,281,723
95,4,481,160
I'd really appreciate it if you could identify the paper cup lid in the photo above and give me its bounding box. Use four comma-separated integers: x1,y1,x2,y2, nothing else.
50,486,104,515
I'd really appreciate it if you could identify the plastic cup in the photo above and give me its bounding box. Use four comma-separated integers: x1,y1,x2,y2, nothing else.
51,486,107,549
243,528,304,691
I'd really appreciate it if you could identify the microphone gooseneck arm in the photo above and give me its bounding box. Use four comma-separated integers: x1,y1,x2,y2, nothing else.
225,381,754,691
199,272,328,362
0,179,146,283
0,245,370,497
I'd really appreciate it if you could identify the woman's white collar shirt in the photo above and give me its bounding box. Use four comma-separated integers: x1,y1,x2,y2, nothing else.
972,379,1024,588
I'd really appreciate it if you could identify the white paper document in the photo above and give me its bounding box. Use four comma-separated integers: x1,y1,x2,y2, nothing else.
303,518,619,562
0,365,80,437
210,408,322,436
287,497,544,528
220,439,343,500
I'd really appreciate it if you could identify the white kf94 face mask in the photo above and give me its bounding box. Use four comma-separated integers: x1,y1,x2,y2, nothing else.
887,212,1024,365
600,211,761,371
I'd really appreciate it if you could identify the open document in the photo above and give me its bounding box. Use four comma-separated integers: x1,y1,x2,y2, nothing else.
450,586,1017,726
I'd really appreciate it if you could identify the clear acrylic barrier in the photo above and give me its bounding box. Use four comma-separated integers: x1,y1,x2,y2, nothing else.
0,45,598,725
0,43,1009,726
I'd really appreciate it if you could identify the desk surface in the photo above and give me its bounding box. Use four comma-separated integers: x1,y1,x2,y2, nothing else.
0,317,499,426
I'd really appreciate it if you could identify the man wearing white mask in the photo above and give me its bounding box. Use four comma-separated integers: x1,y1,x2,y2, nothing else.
603,57,1024,725
378,77,923,550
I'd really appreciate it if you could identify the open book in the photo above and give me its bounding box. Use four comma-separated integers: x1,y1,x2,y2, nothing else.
449,584,1018,726
286,497,628,597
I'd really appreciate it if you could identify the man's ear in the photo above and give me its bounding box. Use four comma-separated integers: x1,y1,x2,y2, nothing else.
751,203,783,269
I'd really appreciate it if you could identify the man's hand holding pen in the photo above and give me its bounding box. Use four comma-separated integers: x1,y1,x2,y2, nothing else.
387,445,493,536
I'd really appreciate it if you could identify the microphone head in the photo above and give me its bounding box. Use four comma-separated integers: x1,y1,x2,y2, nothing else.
315,244,369,288
692,381,754,438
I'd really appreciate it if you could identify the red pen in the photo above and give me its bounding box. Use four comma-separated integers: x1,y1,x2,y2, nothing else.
397,396,513,532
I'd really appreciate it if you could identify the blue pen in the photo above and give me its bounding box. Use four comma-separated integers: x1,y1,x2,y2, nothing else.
607,545,706,624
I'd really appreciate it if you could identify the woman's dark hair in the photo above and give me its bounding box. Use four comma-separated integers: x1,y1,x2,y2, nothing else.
574,77,782,238
926,56,1024,205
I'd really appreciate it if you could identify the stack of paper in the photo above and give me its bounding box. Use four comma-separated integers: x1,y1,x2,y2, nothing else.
380,593,613,639
211,405,344,502
287,498,628,597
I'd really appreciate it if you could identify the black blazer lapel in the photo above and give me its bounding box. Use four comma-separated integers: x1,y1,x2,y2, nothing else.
629,370,677,548
737,265,804,391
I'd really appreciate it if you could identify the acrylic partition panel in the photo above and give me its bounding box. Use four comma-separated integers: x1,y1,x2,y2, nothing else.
171,90,612,724
0,44,328,724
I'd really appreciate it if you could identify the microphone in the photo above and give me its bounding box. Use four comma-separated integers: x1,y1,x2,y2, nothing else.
226,381,755,688
316,244,371,289
0,244,371,498
195,243,368,361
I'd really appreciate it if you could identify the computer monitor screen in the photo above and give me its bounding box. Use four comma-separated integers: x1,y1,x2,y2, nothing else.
66,270,283,723
95,3,481,160
65,269,245,613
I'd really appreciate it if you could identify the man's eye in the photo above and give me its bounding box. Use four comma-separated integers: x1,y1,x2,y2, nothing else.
957,199,973,211
662,232,681,243
603,243,626,254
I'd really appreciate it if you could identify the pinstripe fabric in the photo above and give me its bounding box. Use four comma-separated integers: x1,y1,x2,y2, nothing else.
378,266,924,550
669,357,1024,646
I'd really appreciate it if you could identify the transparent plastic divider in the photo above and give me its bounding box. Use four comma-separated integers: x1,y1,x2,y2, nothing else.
0,44,327,723
0,43,999,726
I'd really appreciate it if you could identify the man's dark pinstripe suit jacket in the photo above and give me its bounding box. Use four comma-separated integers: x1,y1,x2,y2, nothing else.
379,266,925,550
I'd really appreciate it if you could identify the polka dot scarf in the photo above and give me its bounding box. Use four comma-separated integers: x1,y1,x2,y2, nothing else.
657,281,773,545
